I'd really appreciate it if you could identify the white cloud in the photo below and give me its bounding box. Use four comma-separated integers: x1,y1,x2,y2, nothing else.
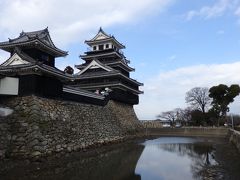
0,0,173,46
185,0,237,20
135,61,240,120
234,4,240,23
235,6,240,15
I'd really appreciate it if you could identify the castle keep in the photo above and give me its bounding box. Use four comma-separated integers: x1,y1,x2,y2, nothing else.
0,28,143,159
0,27,143,105
74,28,143,104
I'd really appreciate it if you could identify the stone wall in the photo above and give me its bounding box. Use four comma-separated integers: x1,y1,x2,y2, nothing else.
0,115,10,158
0,95,143,159
229,129,240,152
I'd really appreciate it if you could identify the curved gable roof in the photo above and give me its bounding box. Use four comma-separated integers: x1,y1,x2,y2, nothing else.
0,28,68,57
85,27,125,49
76,59,116,75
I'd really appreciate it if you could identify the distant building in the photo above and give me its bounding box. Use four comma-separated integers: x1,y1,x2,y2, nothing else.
141,119,172,128
0,27,143,105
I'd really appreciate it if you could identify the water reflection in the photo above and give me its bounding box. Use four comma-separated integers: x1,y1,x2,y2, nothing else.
1,137,240,180
136,137,240,180
0,144,144,180
159,142,219,179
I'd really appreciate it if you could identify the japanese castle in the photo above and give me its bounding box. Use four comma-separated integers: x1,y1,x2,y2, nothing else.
0,28,143,105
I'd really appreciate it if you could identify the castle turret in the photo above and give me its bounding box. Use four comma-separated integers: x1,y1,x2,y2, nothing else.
74,28,143,105
0,28,68,67
0,28,72,97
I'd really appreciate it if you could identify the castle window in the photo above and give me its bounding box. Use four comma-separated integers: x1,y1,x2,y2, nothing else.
99,45,104,50
105,44,109,49
93,46,97,51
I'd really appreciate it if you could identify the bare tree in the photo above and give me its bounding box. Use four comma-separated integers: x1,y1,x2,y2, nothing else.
157,109,179,125
185,87,211,114
175,107,192,125
157,108,194,126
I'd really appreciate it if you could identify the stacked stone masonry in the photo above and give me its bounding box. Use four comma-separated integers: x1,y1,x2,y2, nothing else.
0,96,143,159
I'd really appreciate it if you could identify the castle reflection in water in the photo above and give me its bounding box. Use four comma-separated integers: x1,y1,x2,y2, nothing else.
1,137,240,180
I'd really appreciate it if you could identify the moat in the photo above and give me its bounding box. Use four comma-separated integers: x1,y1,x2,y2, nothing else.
1,136,240,180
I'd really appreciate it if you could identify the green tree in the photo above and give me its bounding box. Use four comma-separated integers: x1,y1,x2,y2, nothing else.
64,66,74,74
190,110,205,126
209,84,240,126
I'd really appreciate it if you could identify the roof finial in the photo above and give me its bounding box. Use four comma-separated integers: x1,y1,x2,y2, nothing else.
20,30,24,36
99,27,103,32
44,27,49,33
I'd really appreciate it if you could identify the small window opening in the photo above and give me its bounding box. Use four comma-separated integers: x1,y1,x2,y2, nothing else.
99,45,104,50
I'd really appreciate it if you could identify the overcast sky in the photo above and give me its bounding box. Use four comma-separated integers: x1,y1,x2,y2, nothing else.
0,0,240,119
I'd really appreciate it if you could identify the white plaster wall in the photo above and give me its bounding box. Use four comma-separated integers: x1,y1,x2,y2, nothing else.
0,77,19,95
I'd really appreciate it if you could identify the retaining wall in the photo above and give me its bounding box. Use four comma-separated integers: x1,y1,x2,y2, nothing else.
229,129,240,152
0,95,143,159
144,127,228,137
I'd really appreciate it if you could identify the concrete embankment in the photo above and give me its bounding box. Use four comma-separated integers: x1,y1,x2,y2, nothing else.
229,129,240,152
143,125,240,153
144,127,229,137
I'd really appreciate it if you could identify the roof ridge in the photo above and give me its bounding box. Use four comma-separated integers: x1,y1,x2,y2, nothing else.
7,28,49,42
24,27,49,35
0,29,68,57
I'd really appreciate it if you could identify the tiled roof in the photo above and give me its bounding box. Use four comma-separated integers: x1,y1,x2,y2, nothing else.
63,86,105,100
0,28,68,57
85,27,125,49
0,62,74,81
